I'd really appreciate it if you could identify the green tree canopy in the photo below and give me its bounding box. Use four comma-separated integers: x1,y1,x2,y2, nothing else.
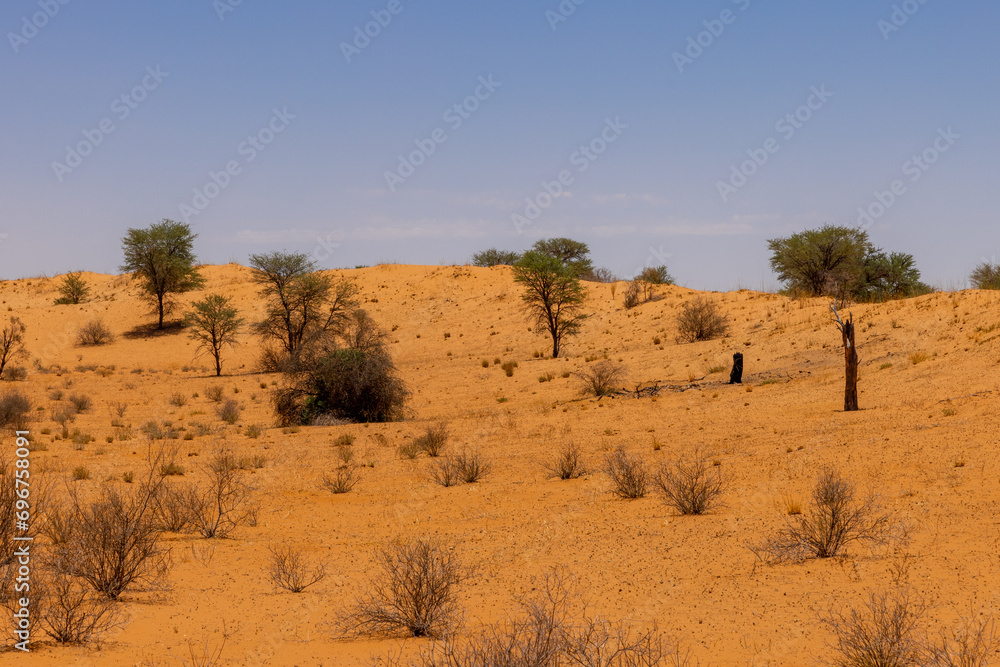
248,251,358,361
185,294,244,376
767,225,929,301
970,262,1000,290
531,238,594,279
120,220,204,329
512,250,587,358
471,248,521,267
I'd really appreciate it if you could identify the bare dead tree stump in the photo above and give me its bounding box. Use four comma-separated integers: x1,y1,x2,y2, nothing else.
831,305,859,412
729,353,744,384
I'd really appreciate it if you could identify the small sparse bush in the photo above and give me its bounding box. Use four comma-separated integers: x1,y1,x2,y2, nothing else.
1,365,27,381
72,466,91,480
169,393,187,407
752,468,900,563
268,544,327,593
76,319,114,346
970,262,1000,290
54,272,91,305
217,399,241,425
245,423,265,439
577,360,626,397
414,423,448,457
37,567,124,644
205,385,225,403
676,297,730,343
655,448,724,515
334,433,355,448
0,390,31,430
152,483,192,532
909,351,930,365
160,461,185,477
322,465,358,494
430,457,460,488
501,361,518,377
122,471,134,484
545,443,587,480
186,449,256,538
341,539,464,638
603,447,648,499
453,448,490,483
398,440,420,460
68,393,92,413
822,589,925,667
623,280,643,309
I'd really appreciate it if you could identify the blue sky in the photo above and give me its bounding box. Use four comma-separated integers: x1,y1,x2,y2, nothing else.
2,0,996,290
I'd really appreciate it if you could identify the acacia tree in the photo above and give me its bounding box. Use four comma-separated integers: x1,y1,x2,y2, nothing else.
530,238,594,280
512,250,587,358
248,251,358,362
185,294,244,376
120,220,203,329
970,262,1000,290
0,317,27,380
53,272,91,305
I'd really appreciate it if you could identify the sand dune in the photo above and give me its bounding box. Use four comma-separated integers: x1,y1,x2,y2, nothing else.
3,264,999,664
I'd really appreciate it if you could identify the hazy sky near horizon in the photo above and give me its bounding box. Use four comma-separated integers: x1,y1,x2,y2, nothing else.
2,1,997,290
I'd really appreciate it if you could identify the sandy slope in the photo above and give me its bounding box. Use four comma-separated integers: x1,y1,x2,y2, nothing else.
2,264,999,665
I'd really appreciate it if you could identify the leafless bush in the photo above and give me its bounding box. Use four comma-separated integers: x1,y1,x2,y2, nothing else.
751,468,900,563
822,589,926,667
604,447,649,499
321,465,358,494
922,617,995,667
68,392,93,413
76,319,115,346
430,457,461,488
186,449,256,538
0,454,46,572
63,468,169,600
0,390,31,430
415,422,449,457
454,449,491,484
205,385,225,403
675,297,730,343
217,399,241,424
545,443,587,480
152,482,192,533
563,619,693,667
623,280,643,309
37,562,125,644
42,501,75,546
341,538,464,638
267,544,327,593
654,449,724,515
1,365,27,381
577,360,626,397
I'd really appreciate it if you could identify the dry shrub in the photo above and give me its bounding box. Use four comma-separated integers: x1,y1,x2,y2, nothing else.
415,422,449,457
623,280,643,309
186,449,256,538
169,392,188,407
267,544,327,593
76,319,115,346
922,617,995,667
822,589,926,667
152,483,192,533
752,468,901,563
217,399,241,424
430,457,460,488
676,297,729,343
577,360,626,397
205,385,225,403
655,448,724,515
322,465,358,494
342,538,464,638
42,501,75,546
36,563,125,644
398,440,421,460
0,389,31,430
62,467,170,600
604,447,649,499
68,392,93,413
545,443,587,480
1,365,27,381
376,569,697,667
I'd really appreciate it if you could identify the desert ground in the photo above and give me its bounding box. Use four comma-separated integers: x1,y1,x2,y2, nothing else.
2,263,999,665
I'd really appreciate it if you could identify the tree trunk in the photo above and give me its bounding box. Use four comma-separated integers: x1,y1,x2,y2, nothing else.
551,331,560,359
157,293,165,329
214,351,222,377
842,317,859,411
729,353,744,384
